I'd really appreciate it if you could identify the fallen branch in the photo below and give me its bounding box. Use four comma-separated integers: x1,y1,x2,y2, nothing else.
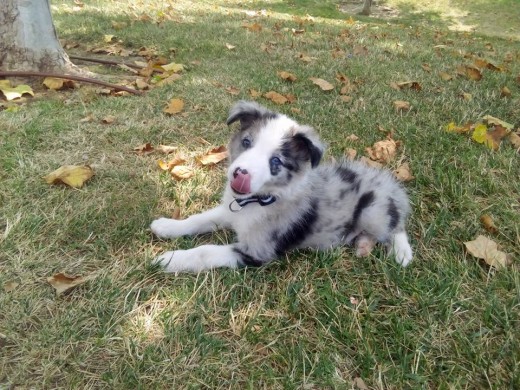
69,55,144,70
0,71,143,95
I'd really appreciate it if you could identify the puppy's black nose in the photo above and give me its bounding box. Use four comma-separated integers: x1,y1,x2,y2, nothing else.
233,167,248,178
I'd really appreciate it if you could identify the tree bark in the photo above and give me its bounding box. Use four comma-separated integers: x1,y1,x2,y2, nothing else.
0,0,79,73
359,0,373,16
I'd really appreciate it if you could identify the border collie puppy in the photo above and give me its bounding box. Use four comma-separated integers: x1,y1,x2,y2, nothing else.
151,101,412,273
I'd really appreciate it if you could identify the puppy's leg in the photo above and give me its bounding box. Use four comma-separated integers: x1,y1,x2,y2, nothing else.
388,231,413,267
151,205,230,239
153,244,262,273
355,234,376,257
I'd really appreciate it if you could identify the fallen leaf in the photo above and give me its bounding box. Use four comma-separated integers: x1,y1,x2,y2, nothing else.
170,165,195,180
460,92,472,101
445,122,472,134
392,81,422,91
472,123,510,150
158,156,186,171
500,86,511,98
225,86,241,95
43,77,75,90
164,98,185,115
0,80,34,101
225,43,236,50
509,132,520,150
482,115,514,130
249,89,261,98
44,165,94,188
155,73,182,87
359,156,383,169
439,72,453,81
349,296,359,305
242,22,262,32
133,143,154,155
3,281,19,292
47,273,92,295
171,207,182,220
421,63,432,72
196,146,229,165
156,144,178,154
102,115,116,124
104,34,115,43
264,91,288,105
135,79,150,90
309,77,334,91
345,148,357,160
340,95,353,103
161,62,184,73
346,134,359,141
278,71,297,82
457,65,482,81
111,20,127,30
79,114,95,123
298,53,314,63
464,235,510,268
365,138,398,164
353,45,368,56
393,100,410,112
480,214,498,234
394,162,414,182
353,377,369,390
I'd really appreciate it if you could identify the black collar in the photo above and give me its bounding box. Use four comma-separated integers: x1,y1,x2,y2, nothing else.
229,195,276,212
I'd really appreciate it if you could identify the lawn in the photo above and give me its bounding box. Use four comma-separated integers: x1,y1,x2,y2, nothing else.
1,0,519,388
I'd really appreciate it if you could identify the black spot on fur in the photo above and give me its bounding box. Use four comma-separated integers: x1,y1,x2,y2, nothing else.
275,199,318,256
336,167,358,184
343,191,375,238
233,247,263,267
387,198,400,230
227,101,278,131
339,188,350,200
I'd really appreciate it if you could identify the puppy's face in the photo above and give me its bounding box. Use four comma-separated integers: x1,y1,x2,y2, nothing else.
226,101,323,198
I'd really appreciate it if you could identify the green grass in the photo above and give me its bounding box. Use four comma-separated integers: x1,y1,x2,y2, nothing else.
1,0,519,388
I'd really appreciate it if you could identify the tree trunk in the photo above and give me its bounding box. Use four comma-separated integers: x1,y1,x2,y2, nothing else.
359,0,373,16
0,0,78,73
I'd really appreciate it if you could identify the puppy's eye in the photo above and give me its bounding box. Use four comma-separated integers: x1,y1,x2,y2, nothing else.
241,138,251,148
270,157,282,166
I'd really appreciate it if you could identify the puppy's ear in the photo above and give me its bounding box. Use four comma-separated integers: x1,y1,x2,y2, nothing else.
227,101,277,130
287,128,324,168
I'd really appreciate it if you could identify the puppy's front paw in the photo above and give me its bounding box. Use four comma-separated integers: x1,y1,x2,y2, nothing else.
150,218,185,239
152,250,191,273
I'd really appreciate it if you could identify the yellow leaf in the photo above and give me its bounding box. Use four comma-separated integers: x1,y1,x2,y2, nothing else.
471,123,489,145
157,155,186,171
43,77,65,90
509,132,520,150
464,235,511,269
0,81,34,101
44,165,94,188
104,34,115,43
156,144,178,154
164,98,184,115
225,43,236,50
161,62,184,73
47,273,92,295
133,143,154,155
309,77,334,91
393,100,410,112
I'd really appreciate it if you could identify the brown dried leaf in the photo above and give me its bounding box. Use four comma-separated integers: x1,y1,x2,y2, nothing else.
359,156,383,169
102,115,116,124
421,63,432,72
393,100,410,112
47,273,92,295
264,91,288,105
509,131,520,150
365,138,398,164
480,214,498,234
196,145,229,166
500,86,511,98
133,143,154,155
249,89,261,98
163,98,184,115
43,77,75,90
340,95,353,103
242,22,262,32
345,148,357,160
3,281,19,292
439,72,453,81
346,134,359,141
278,71,297,82
464,235,511,269
156,145,178,154
309,77,334,91
394,162,415,182
393,81,422,91
170,165,195,180
225,86,241,96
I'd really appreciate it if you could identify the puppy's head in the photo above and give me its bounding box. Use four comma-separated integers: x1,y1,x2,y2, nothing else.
226,101,324,198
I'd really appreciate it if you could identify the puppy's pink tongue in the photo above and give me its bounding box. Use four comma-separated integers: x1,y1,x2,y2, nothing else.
231,172,251,194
